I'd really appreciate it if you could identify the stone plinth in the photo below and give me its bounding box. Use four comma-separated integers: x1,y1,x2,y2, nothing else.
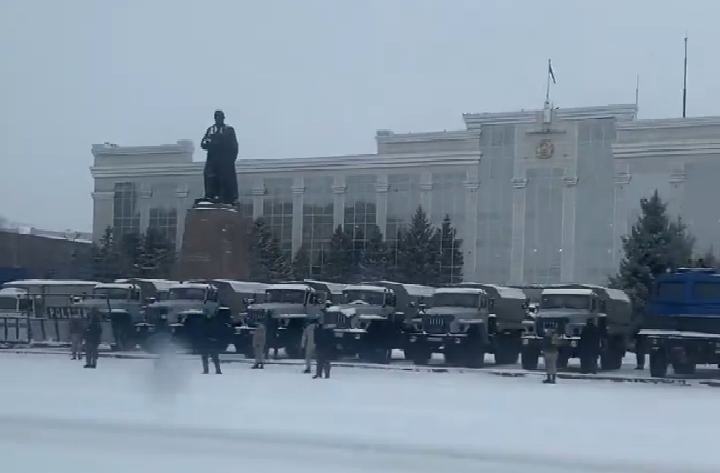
174,204,250,281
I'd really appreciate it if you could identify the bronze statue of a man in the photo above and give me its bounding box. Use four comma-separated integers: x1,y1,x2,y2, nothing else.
200,110,239,205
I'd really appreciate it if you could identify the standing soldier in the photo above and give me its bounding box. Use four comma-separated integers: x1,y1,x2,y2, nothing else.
83,311,102,369
198,312,223,374
542,328,561,384
69,316,85,361
252,320,267,369
313,321,332,379
301,317,317,374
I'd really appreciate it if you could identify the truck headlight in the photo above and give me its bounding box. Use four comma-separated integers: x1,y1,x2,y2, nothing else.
522,339,529,346
570,341,577,348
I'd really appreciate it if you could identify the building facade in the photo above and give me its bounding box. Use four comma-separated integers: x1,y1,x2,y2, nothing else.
90,104,720,285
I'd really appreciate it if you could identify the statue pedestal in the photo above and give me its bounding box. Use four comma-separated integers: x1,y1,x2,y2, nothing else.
174,202,251,281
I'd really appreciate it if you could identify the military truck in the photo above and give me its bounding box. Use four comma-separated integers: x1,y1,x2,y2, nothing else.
405,283,528,368
520,284,633,371
139,282,223,348
323,284,400,363
188,279,267,318
642,268,720,378
235,282,324,358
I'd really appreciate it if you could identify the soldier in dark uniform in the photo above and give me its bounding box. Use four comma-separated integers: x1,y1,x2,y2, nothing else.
313,322,333,379
200,110,239,205
579,319,600,374
83,311,102,369
198,312,224,374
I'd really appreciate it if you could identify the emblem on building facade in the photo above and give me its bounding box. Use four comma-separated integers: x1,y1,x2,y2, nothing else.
536,139,554,159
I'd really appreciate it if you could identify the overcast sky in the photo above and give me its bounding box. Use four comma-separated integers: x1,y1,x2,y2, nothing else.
1,0,717,232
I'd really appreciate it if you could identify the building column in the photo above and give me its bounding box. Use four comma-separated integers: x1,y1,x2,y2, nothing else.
560,174,579,282
509,176,528,284
138,184,152,233
332,176,346,228
463,178,480,281
419,172,433,213
612,170,631,270
91,191,114,243
375,175,389,235
251,186,265,220
668,163,686,218
291,178,305,254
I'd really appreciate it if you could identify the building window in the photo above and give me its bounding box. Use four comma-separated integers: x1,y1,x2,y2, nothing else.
148,208,178,247
112,182,140,236
303,177,334,275
523,168,563,284
344,175,378,249
262,178,293,257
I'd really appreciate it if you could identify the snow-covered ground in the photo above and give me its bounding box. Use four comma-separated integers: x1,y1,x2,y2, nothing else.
0,353,717,473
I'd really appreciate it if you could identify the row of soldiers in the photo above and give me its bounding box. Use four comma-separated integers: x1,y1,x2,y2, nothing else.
192,313,335,379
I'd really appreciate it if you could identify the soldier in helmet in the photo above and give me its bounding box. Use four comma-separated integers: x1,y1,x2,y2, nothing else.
251,319,267,369
301,316,317,374
69,316,86,361
542,328,561,384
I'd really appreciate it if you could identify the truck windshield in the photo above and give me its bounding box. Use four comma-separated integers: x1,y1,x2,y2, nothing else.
0,296,18,311
265,289,306,304
343,290,385,305
541,294,590,310
169,288,207,301
92,288,131,300
432,292,479,308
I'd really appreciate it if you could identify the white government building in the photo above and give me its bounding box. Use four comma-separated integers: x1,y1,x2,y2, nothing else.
90,102,720,285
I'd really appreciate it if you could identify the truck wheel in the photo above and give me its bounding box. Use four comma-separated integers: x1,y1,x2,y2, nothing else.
649,352,668,378
672,361,696,375
600,351,623,371
464,348,485,369
557,353,569,370
412,350,431,366
521,349,539,370
285,344,302,359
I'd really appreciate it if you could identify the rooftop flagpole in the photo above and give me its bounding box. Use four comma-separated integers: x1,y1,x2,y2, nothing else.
682,32,688,118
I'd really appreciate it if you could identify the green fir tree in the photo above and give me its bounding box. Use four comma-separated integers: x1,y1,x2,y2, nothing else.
291,244,312,279
248,218,291,282
438,215,464,284
324,225,355,282
358,225,389,281
610,191,695,317
396,206,441,286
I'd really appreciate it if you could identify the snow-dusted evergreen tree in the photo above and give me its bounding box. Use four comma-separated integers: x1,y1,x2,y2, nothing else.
610,191,695,317
438,215,464,284
324,225,355,282
357,225,389,281
248,218,291,282
396,206,441,286
134,228,175,279
92,226,123,281
291,244,312,279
